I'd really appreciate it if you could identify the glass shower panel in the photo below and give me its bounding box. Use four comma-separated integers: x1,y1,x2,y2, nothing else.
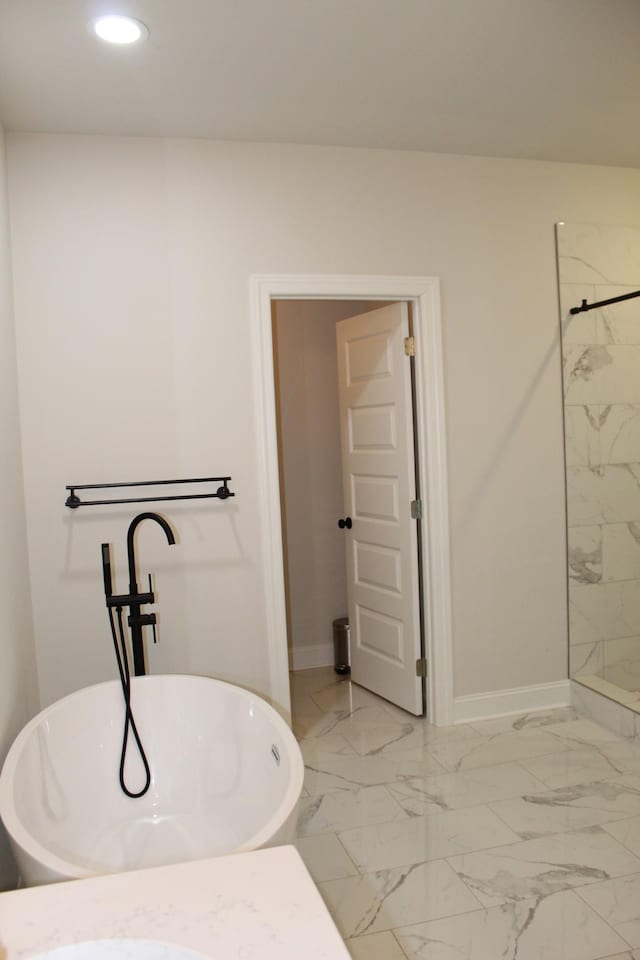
557,223,640,704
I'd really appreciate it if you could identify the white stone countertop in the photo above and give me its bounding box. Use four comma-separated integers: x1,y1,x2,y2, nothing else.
0,845,350,959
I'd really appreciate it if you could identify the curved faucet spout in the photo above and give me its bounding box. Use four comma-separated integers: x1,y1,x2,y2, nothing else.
127,511,176,590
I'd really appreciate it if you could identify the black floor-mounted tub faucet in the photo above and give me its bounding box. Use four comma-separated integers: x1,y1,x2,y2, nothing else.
101,511,176,676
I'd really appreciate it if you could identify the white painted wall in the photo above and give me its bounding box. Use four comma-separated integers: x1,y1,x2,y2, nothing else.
0,124,37,889
273,300,366,670
7,134,640,710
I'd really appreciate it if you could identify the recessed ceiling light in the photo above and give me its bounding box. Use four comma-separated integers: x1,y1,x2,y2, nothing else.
92,15,149,45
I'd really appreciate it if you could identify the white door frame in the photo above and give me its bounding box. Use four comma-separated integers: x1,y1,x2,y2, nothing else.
250,274,454,726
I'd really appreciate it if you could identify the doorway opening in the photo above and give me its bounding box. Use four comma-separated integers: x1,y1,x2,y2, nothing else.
272,299,426,717
250,275,453,726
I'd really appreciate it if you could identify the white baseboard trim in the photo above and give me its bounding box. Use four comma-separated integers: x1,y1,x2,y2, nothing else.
290,643,335,671
453,679,571,724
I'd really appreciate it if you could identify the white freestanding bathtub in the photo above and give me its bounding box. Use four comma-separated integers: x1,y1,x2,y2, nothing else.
0,675,304,886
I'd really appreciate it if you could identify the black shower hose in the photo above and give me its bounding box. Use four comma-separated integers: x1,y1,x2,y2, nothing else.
107,605,151,798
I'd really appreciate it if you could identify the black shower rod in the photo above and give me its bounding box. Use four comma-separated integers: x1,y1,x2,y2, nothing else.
65,476,234,509
570,289,640,315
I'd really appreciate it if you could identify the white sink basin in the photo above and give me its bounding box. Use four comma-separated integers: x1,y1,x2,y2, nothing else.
33,940,209,960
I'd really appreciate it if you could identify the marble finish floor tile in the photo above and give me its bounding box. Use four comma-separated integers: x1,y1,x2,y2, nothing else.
290,669,640,957
339,806,521,873
604,816,640,859
319,859,481,939
294,708,356,740
295,832,359,882
300,732,357,759
599,743,640,777
394,890,629,960
542,717,628,748
293,710,347,740
386,762,547,816
428,730,571,772
578,872,640,948
488,776,640,838
521,747,628,789
290,689,323,717
448,826,640,907
330,705,480,756
467,707,579,737
297,785,407,836
299,705,414,749
290,666,341,696
345,931,406,960
329,712,416,758
302,741,447,794
311,681,388,714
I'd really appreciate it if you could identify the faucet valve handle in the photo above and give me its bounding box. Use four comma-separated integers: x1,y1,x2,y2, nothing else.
128,611,156,628
147,575,157,643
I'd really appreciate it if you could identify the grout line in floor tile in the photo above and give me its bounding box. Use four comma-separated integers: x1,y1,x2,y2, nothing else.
601,815,640,862
391,928,413,960
572,878,640,952
482,794,532,840
444,824,640,884
510,758,554,793
392,891,637,960
334,830,361,877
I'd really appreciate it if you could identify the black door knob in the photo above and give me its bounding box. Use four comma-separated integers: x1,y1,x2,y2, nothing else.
338,517,352,529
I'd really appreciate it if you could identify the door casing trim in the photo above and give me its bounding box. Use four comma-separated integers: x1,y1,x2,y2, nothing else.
250,274,454,725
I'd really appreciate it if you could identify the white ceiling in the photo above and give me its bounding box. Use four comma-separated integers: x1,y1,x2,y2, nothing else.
1,0,639,167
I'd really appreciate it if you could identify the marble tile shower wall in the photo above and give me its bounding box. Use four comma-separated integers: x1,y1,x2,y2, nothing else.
558,223,640,694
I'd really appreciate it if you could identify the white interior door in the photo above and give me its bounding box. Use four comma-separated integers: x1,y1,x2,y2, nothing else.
336,303,424,715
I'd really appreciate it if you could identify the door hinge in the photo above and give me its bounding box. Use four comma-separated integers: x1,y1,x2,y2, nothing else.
404,336,416,357
410,499,423,520
416,657,428,678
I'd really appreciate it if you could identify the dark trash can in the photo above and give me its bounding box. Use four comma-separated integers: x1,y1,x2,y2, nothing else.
333,616,350,675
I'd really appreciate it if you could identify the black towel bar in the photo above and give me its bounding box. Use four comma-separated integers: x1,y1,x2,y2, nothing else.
65,476,234,509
